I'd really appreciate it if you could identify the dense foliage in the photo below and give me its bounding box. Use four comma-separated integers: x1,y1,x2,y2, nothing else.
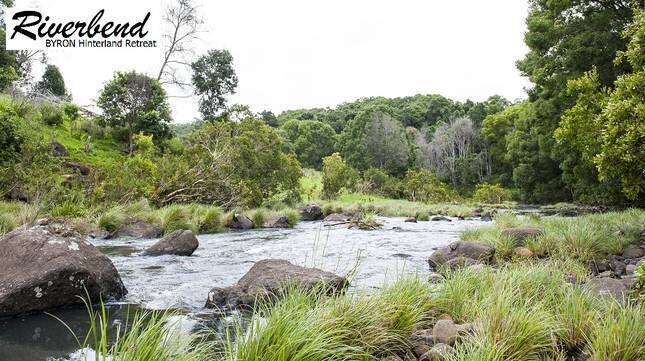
97,71,173,152
191,49,239,120
281,119,336,169
35,65,67,97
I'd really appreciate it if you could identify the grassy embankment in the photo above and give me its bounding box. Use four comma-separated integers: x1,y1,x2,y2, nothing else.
63,210,644,361
1,169,511,237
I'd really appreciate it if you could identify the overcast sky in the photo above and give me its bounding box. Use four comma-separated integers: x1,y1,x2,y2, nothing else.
25,0,531,123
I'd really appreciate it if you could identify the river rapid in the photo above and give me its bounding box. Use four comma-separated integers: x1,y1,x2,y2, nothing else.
0,216,487,361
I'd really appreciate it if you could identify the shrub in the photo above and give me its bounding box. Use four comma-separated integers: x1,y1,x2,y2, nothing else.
359,167,402,198
38,103,66,126
402,168,458,203
473,183,513,204
62,102,80,121
321,153,359,199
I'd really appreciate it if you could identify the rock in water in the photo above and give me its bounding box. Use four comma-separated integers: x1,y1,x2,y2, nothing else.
226,214,254,230
206,259,347,309
110,218,164,239
143,230,199,256
0,220,126,317
263,216,290,228
324,213,353,222
431,216,452,222
428,241,495,271
299,203,324,221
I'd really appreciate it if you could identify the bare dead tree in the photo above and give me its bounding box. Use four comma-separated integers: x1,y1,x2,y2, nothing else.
157,0,202,91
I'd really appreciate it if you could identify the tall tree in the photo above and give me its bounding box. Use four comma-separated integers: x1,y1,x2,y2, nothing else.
556,9,645,203
157,0,202,89
98,71,172,153
0,29,19,90
281,119,337,169
191,49,238,120
511,0,639,202
35,64,67,97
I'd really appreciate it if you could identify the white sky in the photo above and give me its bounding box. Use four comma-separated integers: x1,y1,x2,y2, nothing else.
24,0,531,123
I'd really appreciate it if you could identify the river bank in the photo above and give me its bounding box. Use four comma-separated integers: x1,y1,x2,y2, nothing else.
0,209,642,361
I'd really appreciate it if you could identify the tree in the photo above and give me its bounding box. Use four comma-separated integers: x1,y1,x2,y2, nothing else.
0,29,19,90
35,64,67,97
481,102,526,185
512,0,638,202
321,153,358,199
416,117,489,189
155,118,302,207
157,0,202,89
260,110,278,127
337,110,410,175
191,49,238,120
97,71,172,152
402,168,457,203
281,119,337,169
556,9,645,202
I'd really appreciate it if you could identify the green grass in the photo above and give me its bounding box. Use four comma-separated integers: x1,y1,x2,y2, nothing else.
317,193,497,218
52,297,215,361
0,201,44,235
34,209,642,361
225,277,433,361
461,209,644,262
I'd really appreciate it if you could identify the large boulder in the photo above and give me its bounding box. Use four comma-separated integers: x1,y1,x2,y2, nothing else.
299,203,324,221
501,227,543,246
584,277,628,305
226,214,254,230
205,259,348,309
110,218,164,239
51,141,69,157
0,220,126,317
428,241,495,271
143,230,199,256
263,216,290,229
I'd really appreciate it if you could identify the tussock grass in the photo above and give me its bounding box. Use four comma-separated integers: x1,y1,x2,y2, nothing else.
0,201,44,235
53,298,215,361
461,210,644,262
225,278,434,361
436,257,643,361
586,303,645,361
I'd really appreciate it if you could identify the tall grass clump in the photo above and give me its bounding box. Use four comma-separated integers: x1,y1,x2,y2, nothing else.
98,206,126,233
226,278,433,361
161,205,194,235
53,298,214,361
0,212,16,235
194,206,223,234
586,303,645,361
460,209,645,262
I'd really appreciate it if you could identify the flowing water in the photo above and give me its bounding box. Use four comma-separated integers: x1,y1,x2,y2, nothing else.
0,217,487,361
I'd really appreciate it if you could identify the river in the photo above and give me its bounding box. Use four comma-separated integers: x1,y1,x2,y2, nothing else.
0,216,487,361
